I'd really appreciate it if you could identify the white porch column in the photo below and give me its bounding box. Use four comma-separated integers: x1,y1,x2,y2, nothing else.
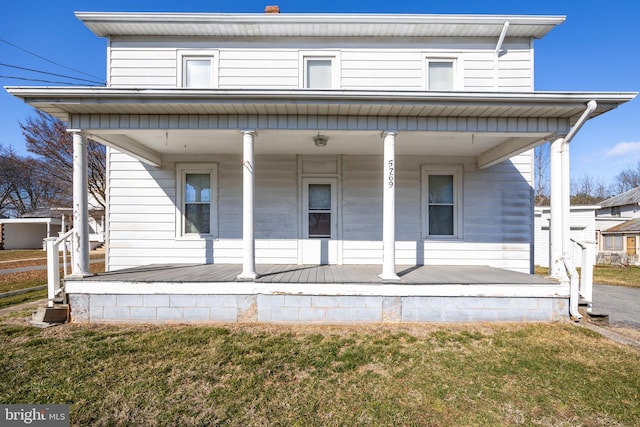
69,130,91,277
549,137,564,278
237,130,258,281
561,139,572,259
379,131,400,281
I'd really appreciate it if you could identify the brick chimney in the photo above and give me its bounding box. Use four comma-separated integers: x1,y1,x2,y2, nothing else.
265,5,280,13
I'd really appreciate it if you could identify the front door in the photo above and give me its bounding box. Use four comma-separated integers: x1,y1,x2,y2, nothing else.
300,178,339,264
626,236,636,256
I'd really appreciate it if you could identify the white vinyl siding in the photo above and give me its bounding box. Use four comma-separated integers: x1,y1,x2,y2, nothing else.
109,48,177,87
108,41,532,91
107,151,533,273
340,51,422,89
218,50,299,88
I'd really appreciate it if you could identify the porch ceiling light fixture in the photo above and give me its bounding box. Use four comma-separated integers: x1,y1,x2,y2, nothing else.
313,134,328,147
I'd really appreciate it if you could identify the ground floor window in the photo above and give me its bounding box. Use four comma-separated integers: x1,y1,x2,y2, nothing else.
302,177,338,238
422,165,463,238
176,163,218,238
602,235,623,251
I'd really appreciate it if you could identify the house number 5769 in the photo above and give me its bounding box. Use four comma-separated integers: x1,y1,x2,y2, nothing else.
387,160,394,188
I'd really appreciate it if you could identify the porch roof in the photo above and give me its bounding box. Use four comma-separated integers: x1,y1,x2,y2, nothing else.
6,87,635,169
6,87,634,123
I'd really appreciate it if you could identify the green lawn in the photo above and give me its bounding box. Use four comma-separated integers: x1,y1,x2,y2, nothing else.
535,265,640,289
0,321,638,426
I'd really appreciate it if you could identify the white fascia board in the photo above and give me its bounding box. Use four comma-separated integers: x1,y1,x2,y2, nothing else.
5,87,637,105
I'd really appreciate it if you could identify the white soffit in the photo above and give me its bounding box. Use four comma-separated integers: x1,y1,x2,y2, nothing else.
75,12,566,39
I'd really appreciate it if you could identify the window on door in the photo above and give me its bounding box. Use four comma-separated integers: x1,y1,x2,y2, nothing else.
302,178,337,238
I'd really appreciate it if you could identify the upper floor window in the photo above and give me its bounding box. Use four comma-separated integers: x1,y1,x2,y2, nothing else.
178,50,217,88
300,51,340,89
425,56,459,91
611,206,621,217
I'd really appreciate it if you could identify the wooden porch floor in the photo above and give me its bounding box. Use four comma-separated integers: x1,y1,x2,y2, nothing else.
69,264,558,285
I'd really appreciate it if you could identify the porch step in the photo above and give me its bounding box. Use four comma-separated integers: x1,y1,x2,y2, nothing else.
30,305,70,328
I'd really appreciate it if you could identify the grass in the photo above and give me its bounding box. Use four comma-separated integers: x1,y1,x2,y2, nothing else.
0,321,638,426
0,262,105,295
535,265,640,289
0,249,104,308
0,249,48,262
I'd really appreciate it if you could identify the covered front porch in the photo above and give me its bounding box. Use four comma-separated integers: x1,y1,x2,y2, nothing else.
66,264,567,323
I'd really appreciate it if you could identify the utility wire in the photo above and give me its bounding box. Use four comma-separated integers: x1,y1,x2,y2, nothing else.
0,75,81,85
0,37,105,83
0,63,104,85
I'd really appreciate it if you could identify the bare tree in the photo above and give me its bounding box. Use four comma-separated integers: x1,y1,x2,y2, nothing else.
570,174,611,205
20,110,106,209
614,161,640,194
0,147,60,217
534,143,550,205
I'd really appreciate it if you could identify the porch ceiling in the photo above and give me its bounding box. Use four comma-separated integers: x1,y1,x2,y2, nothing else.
90,128,549,158
6,87,635,168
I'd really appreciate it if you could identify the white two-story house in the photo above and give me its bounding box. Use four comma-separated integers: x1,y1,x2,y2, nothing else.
7,10,635,323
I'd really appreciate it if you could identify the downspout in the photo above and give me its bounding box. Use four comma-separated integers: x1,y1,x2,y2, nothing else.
561,100,598,320
494,21,510,90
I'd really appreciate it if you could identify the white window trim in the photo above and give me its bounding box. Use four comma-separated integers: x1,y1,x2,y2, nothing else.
175,163,218,239
421,164,464,239
423,54,462,91
301,177,339,239
177,49,219,88
298,51,341,89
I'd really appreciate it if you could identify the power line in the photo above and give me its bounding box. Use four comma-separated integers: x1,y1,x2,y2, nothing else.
0,63,104,85
0,75,81,85
0,37,105,83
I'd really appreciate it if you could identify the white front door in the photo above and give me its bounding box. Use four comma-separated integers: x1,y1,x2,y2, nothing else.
300,177,339,264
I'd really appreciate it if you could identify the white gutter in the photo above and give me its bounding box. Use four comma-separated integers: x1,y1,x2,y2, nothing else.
560,100,598,321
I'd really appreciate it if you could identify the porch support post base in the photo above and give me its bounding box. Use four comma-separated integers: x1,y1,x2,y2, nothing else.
378,273,401,282
236,273,259,282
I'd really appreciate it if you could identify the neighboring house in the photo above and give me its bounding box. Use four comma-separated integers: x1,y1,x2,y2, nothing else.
0,212,62,250
534,205,599,269
6,10,635,323
596,187,640,264
0,208,105,250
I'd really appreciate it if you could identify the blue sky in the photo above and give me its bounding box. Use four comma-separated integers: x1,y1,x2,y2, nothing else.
1,0,638,186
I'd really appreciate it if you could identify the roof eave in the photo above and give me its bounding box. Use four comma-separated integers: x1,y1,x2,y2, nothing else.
75,11,566,39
